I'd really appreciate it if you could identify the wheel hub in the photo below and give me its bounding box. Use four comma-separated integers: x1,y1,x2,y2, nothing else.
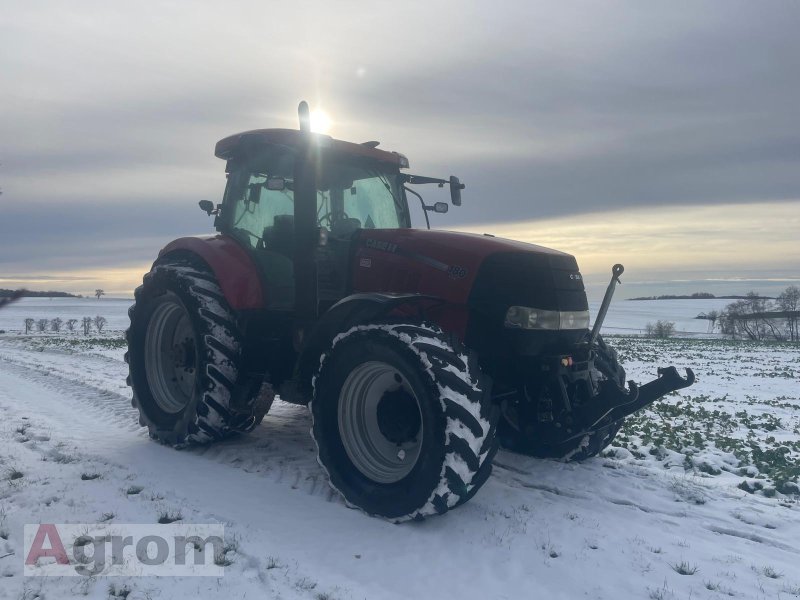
376,386,421,445
144,298,197,414
337,361,424,484
171,337,195,370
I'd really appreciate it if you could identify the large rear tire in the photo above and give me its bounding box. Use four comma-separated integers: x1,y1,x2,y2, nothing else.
125,259,271,445
311,323,498,521
498,335,625,461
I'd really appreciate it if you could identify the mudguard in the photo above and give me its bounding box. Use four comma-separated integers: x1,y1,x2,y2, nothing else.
158,235,265,310
293,293,442,400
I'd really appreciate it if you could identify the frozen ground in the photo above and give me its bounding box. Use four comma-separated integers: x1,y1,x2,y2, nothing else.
0,302,799,599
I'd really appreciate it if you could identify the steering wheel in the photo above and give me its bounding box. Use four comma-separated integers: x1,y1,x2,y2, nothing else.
317,211,349,227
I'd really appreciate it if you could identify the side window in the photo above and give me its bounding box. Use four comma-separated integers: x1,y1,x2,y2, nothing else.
226,172,294,250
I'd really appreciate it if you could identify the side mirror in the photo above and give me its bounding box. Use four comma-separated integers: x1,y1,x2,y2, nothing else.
449,176,464,206
246,183,262,204
432,202,449,214
198,200,215,215
266,177,286,191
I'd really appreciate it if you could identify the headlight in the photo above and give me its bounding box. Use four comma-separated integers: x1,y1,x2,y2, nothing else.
504,306,590,330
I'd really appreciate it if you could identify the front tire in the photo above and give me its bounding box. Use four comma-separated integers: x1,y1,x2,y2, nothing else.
311,323,497,521
125,259,271,445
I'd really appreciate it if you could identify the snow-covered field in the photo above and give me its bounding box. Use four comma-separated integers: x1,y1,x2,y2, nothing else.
1,300,799,600
0,297,732,336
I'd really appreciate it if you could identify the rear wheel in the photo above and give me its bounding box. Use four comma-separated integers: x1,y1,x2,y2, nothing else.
311,323,498,521
498,336,626,461
125,259,271,445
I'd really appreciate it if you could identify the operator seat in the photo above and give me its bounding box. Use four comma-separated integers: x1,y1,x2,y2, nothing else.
330,217,361,241
257,214,295,309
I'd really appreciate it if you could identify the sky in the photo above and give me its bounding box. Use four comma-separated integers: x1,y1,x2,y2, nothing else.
1,1,798,299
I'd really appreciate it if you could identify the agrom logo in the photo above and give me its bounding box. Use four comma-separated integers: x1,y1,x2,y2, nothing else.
24,523,225,577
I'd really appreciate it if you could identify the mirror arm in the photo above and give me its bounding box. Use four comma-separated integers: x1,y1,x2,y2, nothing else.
404,186,430,230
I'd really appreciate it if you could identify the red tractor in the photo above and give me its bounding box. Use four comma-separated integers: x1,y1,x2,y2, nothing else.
126,103,693,521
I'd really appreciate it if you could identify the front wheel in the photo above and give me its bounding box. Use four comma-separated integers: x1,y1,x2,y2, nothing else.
311,323,498,521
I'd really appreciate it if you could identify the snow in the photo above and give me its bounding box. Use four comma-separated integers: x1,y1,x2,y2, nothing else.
1,296,733,338
592,298,733,337
1,301,799,599
0,297,133,333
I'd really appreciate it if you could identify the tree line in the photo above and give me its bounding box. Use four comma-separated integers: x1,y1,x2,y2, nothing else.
24,316,108,335
699,286,799,342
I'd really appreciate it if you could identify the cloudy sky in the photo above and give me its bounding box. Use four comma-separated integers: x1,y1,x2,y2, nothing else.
1,1,798,298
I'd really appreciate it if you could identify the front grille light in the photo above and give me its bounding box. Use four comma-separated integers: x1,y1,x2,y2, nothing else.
504,306,590,331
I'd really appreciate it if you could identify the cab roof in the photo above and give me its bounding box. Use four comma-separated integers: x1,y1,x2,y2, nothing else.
214,128,409,168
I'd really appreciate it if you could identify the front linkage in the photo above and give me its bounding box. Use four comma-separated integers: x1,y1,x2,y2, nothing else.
510,264,695,453
569,265,694,443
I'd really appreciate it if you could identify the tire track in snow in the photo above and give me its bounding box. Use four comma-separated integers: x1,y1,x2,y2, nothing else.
0,351,341,503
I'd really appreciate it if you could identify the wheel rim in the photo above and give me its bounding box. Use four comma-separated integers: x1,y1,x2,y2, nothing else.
144,297,196,414
338,361,424,484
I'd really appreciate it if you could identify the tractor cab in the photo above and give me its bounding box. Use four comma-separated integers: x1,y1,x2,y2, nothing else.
208,106,463,316
212,130,410,310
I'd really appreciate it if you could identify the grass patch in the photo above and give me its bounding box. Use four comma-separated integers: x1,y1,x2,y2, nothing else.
157,510,182,524
296,577,317,591
108,583,132,599
671,561,699,575
761,565,783,579
6,468,24,481
213,539,238,567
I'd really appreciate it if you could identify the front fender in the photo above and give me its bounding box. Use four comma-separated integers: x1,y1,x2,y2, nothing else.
295,293,443,398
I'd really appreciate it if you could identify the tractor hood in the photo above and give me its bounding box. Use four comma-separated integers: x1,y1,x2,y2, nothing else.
350,228,587,312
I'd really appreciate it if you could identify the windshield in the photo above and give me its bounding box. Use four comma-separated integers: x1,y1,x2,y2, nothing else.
317,162,409,231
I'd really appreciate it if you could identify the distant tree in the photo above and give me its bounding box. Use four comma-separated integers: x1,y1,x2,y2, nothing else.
66,319,78,332
36,318,49,332
24,318,34,334
645,320,676,339
706,310,719,333
720,291,786,341
94,315,107,333
51,317,63,332
95,289,105,299
82,316,92,335
777,285,799,342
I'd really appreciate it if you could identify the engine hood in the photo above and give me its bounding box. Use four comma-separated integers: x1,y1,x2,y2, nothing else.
369,229,574,262
350,228,584,309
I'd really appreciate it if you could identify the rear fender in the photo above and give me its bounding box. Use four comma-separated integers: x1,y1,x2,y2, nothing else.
158,236,265,310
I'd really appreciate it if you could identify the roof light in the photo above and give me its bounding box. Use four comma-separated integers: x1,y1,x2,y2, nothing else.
392,152,410,168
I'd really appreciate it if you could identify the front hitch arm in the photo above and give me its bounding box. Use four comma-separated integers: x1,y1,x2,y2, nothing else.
570,366,695,437
607,366,695,422
590,263,624,347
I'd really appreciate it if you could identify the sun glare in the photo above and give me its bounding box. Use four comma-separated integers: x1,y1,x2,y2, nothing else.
309,109,332,134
